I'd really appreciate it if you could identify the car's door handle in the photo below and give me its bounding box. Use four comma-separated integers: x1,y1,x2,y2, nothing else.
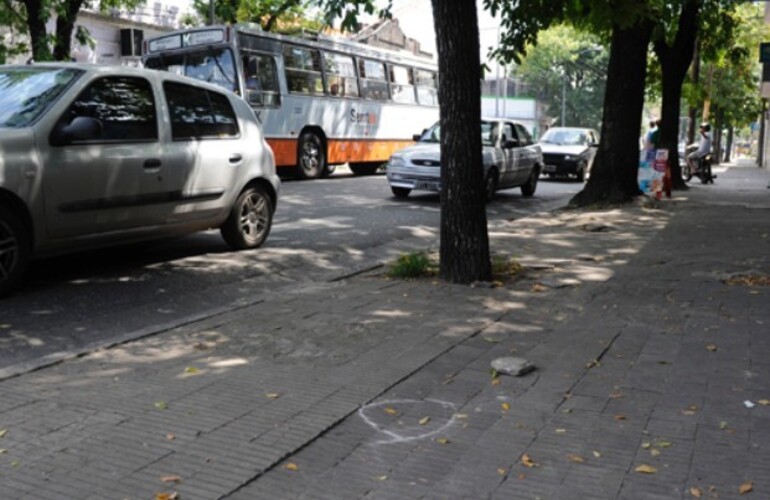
144,159,162,169
229,154,243,164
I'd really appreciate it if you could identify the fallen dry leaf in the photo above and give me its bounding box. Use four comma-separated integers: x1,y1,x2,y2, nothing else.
592,451,602,458
497,468,507,476
0,449,6,455
690,486,703,498
585,359,600,369
436,437,450,444
521,454,539,468
166,433,176,441
682,405,699,416
757,399,770,406
642,442,652,449
502,402,511,411
384,407,398,415
491,378,501,386
161,475,182,483
0,429,7,438
555,428,567,434
739,480,753,494
184,366,199,374
376,475,388,481
656,441,672,448
531,283,548,293
419,417,430,426
650,449,661,457
283,462,299,471
566,453,585,463
706,344,718,352
635,464,658,474
155,493,179,500
265,393,281,400
154,401,168,411
614,414,627,421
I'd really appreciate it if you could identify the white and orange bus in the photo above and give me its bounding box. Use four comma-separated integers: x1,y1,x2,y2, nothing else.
142,23,439,179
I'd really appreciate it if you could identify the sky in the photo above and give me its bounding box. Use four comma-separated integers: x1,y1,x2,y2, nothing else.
368,0,503,66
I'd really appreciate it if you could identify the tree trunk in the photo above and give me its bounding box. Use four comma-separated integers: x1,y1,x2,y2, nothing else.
570,17,652,206
687,42,700,145
653,0,700,191
431,0,491,284
22,0,52,61
713,106,723,165
724,126,733,163
53,0,85,61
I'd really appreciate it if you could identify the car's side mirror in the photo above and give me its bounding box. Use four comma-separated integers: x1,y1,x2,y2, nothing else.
412,134,422,141
504,139,519,148
52,116,103,145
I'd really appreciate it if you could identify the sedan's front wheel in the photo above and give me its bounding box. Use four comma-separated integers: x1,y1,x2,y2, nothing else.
391,187,411,199
221,186,273,250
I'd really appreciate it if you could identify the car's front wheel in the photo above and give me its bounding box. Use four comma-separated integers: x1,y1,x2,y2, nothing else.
521,167,539,197
391,187,411,199
0,206,30,297
220,186,273,250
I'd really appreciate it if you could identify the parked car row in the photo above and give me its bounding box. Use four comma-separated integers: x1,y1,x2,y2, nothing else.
0,62,280,296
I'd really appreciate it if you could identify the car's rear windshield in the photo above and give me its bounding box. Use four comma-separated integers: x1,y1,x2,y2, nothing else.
0,67,84,128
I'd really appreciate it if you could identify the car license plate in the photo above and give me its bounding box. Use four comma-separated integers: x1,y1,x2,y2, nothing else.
544,164,556,173
415,180,440,191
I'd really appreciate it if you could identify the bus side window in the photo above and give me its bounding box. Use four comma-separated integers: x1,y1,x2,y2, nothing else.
244,54,280,107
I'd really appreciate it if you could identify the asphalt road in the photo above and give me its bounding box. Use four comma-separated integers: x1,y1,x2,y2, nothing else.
0,169,582,376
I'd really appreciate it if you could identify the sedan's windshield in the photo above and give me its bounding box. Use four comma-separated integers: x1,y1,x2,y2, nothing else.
418,121,498,146
540,129,588,146
145,48,237,91
0,67,83,128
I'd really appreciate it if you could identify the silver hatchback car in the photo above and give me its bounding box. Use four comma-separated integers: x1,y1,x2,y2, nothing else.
0,63,280,296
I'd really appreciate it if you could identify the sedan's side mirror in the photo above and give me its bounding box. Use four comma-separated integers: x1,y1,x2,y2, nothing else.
62,116,103,141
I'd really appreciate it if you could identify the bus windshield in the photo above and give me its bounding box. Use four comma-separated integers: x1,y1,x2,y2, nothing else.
145,48,237,92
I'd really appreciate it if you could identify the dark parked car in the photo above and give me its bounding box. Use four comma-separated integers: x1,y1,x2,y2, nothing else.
539,127,599,181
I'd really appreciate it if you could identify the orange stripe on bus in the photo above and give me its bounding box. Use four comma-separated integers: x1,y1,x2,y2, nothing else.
266,138,415,169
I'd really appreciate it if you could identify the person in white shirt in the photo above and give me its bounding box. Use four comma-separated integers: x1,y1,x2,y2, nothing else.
687,123,712,172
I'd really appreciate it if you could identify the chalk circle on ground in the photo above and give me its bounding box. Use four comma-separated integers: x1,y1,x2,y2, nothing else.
358,398,459,445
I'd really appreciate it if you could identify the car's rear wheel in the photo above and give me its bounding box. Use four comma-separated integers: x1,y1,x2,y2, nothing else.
220,186,273,250
0,206,30,297
521,167,539,197
297,131,325,179
391,187,411,199
484,168,498,203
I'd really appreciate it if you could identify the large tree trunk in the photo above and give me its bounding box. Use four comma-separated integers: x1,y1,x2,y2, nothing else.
53,0,85,61
22,0,52,61
571,17,653,206
654,0,700,191
432,0,491,284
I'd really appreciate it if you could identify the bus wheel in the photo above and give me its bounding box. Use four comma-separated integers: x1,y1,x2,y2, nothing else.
297,131,325,180
349,162,382,176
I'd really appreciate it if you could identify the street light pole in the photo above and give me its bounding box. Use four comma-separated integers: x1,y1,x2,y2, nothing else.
561,73,566,126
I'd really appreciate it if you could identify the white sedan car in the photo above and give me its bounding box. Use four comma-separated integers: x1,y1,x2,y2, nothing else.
386,118,543,201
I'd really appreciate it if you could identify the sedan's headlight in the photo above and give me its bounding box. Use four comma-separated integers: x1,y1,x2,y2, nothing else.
389,156,406,168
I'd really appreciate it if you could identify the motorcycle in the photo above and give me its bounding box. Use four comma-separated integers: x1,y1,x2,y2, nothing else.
682,144,715,184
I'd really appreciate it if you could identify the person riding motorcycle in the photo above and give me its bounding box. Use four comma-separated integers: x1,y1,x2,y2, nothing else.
686,123,712,173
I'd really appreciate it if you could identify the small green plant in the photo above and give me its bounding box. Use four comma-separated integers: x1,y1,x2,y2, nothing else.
387,251,437,279
491,255,525,281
